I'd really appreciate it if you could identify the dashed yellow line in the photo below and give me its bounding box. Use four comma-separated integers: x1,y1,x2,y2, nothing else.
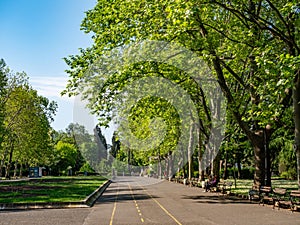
109,186,119,225
137,183,182,225
128,183,145,223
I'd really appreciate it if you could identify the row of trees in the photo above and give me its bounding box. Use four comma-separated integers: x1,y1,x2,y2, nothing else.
63,0,300,187
0,59,108,178
0,59,57,178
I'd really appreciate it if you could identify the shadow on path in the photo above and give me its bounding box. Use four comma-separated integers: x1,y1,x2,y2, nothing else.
181,194,253,205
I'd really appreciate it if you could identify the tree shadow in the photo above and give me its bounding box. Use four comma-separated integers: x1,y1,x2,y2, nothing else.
181,194,253,205
103,187,143,193
95,193,159,204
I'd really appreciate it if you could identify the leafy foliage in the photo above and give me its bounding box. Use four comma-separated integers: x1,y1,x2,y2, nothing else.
63,0,300,185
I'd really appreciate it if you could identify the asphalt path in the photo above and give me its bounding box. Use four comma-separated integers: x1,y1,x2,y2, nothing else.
0,176,300,225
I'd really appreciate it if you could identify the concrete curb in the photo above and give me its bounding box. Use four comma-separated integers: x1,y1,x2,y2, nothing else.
84,180,111,207
0,180,112,211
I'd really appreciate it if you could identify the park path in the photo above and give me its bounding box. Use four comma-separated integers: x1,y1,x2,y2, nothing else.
0,176,300,225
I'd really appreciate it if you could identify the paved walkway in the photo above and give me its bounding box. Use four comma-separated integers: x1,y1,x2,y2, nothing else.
0,177,299,225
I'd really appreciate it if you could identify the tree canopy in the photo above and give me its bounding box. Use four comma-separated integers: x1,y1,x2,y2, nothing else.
63,0,300,186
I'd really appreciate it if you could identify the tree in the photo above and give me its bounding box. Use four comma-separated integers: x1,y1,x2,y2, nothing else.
94,125,108,160
54,141,77,175
0,71,57,178
63,0,299,186
0,59,8,157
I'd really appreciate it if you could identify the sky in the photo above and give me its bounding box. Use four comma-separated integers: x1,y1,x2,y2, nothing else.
0,0,110,137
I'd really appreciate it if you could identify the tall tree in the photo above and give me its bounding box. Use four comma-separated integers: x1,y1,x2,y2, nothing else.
0,59,8,154
63,0,299,186
0,71,57,177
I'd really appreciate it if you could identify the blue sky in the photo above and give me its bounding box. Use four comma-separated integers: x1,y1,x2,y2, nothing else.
0,0,98,132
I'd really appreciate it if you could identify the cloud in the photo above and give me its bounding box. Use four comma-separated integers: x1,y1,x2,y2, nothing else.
29,75,75,131
29,76,113,143
29,76,74,101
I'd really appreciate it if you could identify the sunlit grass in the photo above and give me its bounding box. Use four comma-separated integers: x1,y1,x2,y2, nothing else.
0,176,107,204
223,178,298,195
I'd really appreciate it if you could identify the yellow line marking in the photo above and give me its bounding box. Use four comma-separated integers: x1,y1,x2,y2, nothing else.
128,183,145,223
148,195,182,225
137,183,182,225
109,186,119,225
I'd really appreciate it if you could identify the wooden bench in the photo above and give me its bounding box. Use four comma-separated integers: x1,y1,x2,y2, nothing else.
248,184,260,201
290,190,300,212
272,188,289,210
217,181,233,195
259,186,273,206
189,178,200,187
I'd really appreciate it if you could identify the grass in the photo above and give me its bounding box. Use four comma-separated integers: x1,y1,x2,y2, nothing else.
0,176,107,204
224,178,299,196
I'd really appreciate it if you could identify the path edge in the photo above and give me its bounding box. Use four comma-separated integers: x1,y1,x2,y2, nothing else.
0,180,112,211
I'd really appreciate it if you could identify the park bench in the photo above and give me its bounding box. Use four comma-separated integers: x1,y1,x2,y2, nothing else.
174,177,184,184
290,190,300,212
217,181,233,195
272,188,289,210
259,186,273,206
248,184,260,201
189,178,199,187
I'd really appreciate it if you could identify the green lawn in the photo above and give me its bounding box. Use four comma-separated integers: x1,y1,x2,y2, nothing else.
0,176,107,204
225,178,299,196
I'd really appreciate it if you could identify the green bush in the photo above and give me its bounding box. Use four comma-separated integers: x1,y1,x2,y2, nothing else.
79,162,95,173
280,169,297,180
193,171,199,178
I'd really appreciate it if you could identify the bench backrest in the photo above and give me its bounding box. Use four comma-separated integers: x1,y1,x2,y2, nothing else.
251,184,260,190
290,190,300,197
260,186,272,193
226,181,233,186
273,188,286,195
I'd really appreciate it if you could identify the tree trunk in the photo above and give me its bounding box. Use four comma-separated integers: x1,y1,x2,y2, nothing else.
0,157,4,177
223,151,228,180
127,147,132,174
19,163,23,177
236,153,241,179
168,151,174,179
252,132,266,186
5,141,14,179
293,72,300,189
13,162,17,178
188,122,194,180
0,147,9,177
212,151,221,181
158,155,162,179
197,125,205,181
265,128,272,186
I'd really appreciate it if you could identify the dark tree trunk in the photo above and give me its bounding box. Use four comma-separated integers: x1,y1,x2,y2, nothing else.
0,158,4,177
252,131,266,186
13,162,17,177
0,147,8,177
212,151,221,181
5,150,13,179
293,73,300,189
197,126,205,181
19,163,23,177
223,151,228,180
265,128,272,186
236,153,241,179
188,121,195,180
